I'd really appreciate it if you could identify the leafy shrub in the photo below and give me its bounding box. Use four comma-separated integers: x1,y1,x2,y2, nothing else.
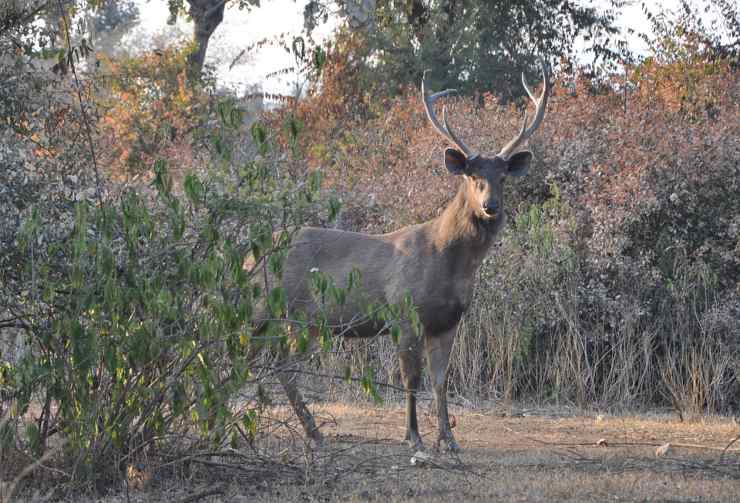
1,35,416,493
2,102,335,486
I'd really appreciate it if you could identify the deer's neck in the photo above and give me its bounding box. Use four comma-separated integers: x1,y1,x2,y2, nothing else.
431,182,503,259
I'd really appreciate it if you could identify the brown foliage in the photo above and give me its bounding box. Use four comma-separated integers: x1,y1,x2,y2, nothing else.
270,38,740,410
273,43,739,289
95,47,211,181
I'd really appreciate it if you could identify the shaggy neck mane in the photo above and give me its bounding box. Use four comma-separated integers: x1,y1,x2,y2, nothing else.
431,181,500,253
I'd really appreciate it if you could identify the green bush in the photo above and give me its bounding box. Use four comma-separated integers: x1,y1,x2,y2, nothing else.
0,100,336,487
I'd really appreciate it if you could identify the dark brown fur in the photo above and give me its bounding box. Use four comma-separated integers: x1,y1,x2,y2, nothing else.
272,156,522,452
265,62,548,451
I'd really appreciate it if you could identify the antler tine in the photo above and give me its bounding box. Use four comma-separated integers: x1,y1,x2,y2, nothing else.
497,57,550,160
422,70,478,159
518,111,528,136
442,107,478,160
521,72,537,102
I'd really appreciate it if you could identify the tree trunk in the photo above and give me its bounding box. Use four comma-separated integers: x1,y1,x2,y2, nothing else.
407,0,428,43
186,0,225,79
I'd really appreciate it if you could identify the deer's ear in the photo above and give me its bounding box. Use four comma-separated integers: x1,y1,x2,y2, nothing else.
506,151,532,177
444,148,468,175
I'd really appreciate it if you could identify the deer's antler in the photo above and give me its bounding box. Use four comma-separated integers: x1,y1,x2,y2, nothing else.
422,70,479,160
497,58,550,159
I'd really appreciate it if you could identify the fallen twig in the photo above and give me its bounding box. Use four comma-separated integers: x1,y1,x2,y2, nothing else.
719,433,740,462
1,439,68,503
502,426,740,453
178,484,226,503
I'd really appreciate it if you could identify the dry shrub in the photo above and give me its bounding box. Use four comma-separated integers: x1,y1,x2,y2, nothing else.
267,33,740,413
95,46,215,181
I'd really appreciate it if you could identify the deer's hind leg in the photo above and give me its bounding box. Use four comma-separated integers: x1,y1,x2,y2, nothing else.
398,329,424,450
276,360,322,444
275,324,323,445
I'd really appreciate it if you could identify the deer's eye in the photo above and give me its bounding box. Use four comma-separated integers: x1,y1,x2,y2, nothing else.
476,180,487,191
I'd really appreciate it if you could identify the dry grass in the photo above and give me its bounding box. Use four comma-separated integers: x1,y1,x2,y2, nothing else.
31,402,740,503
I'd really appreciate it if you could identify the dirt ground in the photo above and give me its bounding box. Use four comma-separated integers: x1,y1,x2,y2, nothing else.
34,402,732,503
262,403,740,503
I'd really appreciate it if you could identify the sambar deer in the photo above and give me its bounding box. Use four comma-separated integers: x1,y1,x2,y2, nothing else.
267,59,550,452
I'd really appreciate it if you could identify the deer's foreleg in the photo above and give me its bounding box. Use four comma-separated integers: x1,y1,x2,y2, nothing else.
424,326,459,452
398,331,424,450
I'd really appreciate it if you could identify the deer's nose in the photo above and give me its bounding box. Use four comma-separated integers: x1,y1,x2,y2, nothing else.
483,200,499,215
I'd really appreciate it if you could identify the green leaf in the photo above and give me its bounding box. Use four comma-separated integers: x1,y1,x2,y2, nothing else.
170,201,185,240
172,382,186,417
361,368,383,405
328,196,342,222
184,173,205,205
243,409,258,441
151,159,172,197
0,420,15,451
308,170,322,194
26,423,41,458
348,268,362,292
296,328,310,353
310,270,330,299
217,101,228,125
267,287,286,317
250,122,268,155
319,324,333,352
312,46,326,73
284,115,303,141
330,284,346,306
18,206,40,251
390,323,401,344
70,319,95,376
268,250,284,276
343,366,352,384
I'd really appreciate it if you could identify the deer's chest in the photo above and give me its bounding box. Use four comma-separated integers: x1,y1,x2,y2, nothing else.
417,279,473,335
391,244,478,335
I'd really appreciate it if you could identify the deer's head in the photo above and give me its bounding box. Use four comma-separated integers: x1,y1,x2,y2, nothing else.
422,60,549,221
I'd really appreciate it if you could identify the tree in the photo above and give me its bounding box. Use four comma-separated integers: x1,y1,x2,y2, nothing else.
166,0,261,80
308,0,623,99
88,0,140,55
92,0,139,34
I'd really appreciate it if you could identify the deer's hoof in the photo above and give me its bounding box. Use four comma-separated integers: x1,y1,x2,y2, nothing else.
308,430,324,447
404,431,425,451
437,436,460,453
